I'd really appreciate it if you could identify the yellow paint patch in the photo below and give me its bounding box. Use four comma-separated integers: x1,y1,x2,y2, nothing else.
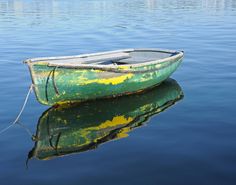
117,65,130,70
63,115,133,141
155,64,162,68
139,104,154,112
91,69,103,73
116,127,131,138
80,73,134,85
98,115,134,129
54,116,133,147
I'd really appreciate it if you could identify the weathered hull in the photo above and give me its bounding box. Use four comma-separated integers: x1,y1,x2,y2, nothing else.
29,79,184,160
27,50,183,105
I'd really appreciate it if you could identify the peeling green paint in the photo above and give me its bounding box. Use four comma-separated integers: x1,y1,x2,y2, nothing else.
28,57,183,106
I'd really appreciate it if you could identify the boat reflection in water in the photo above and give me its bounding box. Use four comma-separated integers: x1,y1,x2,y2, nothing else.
29,78,184,160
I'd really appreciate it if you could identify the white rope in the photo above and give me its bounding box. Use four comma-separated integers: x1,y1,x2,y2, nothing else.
17,121,34,138
0,84,33,135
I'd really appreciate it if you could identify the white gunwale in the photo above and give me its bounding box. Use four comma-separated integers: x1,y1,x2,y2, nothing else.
23,48,184,69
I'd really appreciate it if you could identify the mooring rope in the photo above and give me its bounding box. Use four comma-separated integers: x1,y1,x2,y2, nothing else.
0,84,33,135
17,121,36,139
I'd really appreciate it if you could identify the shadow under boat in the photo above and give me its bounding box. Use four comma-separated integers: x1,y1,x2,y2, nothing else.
28,78,184,160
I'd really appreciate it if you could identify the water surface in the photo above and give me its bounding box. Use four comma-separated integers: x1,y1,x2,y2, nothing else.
0,0,236,184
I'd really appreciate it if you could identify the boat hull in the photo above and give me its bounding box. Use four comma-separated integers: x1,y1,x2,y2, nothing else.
27,52,183,105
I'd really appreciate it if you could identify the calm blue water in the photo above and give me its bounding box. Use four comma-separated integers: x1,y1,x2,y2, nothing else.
0,0,236,184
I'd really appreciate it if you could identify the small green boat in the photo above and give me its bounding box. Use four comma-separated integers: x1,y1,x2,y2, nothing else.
28,79,183,160
24,48,184,106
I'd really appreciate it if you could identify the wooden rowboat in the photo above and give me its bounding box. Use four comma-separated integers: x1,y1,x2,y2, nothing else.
24,48,184,106
28,79,183,160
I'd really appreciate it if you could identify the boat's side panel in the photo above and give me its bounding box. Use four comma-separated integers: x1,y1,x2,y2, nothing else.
29,57,182,105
